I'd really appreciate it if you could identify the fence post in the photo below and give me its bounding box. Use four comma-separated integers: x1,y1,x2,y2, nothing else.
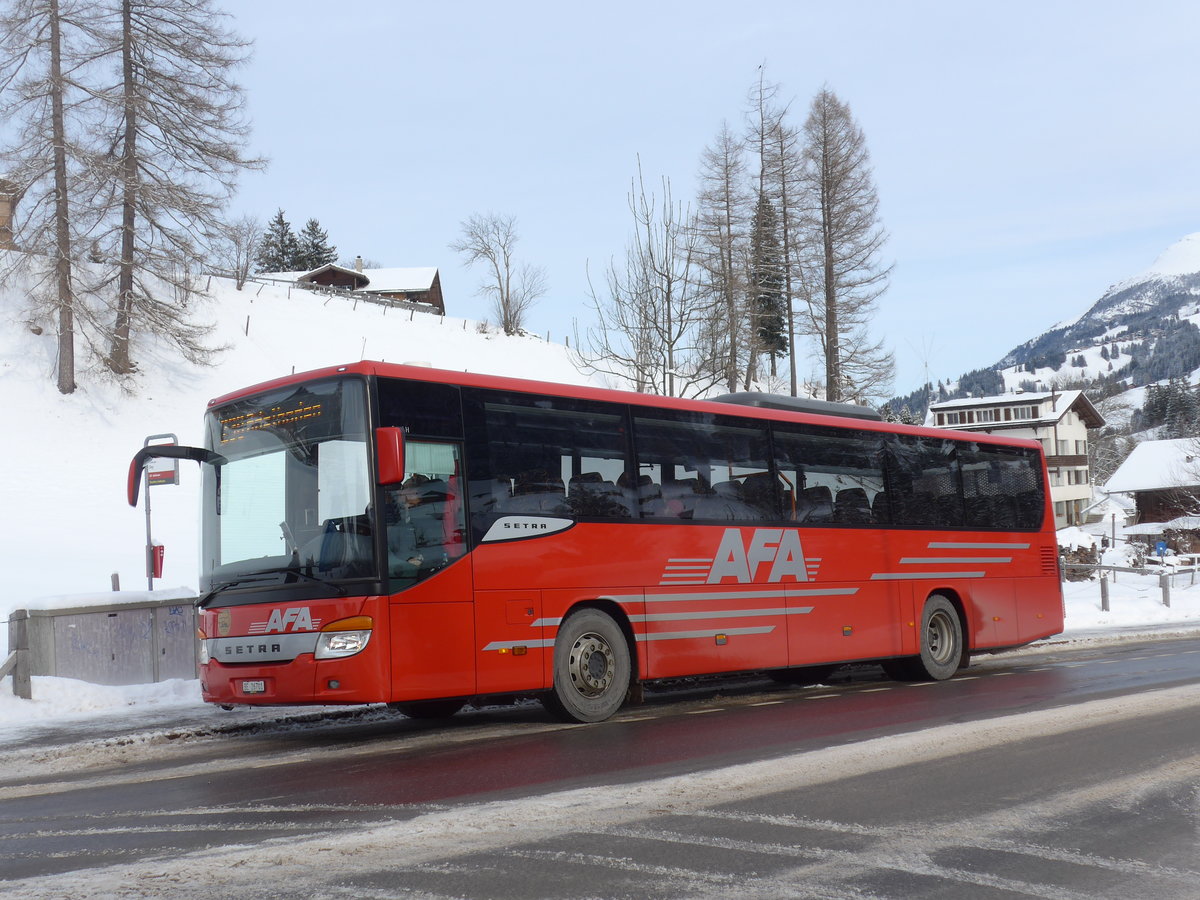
1100,572,1110,612
1160,573,1171,608
5,612,32,700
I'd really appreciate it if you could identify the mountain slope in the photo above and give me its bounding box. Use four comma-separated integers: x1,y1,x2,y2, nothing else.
891,233,1200,414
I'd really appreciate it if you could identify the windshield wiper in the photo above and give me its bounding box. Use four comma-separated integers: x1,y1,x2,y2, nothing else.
197,564,349,607
197,574,280,607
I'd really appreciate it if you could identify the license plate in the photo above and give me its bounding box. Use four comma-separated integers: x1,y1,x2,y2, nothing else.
241,680,266,694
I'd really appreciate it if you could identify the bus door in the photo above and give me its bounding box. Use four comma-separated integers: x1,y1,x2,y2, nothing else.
384,440,475,701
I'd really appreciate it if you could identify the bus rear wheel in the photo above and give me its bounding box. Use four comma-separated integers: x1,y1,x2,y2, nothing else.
883,594,964,682
542,608,632,723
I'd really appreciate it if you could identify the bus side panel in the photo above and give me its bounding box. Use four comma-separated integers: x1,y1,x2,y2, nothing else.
388,560,476,701
1015,576,1066,642
965,577,1017,648
785,580,902,665
642,615,788,680
474,589,546,694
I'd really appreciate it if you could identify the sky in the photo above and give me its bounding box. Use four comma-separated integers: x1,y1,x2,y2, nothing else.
218,1,1200,396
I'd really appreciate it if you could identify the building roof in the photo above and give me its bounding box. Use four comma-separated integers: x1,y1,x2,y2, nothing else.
926,389,1105,430
1103,438,1200,493
266,266,439,293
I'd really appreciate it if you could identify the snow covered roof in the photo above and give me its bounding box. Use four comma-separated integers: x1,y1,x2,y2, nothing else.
927,389,1104,429
263,266,439,293
1103,438,1200,493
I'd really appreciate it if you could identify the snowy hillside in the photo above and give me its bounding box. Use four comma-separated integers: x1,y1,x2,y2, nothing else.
0,270,595,615
893,233,1200,429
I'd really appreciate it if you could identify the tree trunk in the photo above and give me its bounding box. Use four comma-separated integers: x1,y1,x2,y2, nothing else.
49,0,75,394
109,0,137,374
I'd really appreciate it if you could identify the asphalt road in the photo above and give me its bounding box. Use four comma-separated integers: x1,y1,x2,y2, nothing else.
1,635,1198,899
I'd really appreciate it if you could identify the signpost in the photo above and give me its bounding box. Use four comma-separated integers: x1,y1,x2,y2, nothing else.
142,433,179,590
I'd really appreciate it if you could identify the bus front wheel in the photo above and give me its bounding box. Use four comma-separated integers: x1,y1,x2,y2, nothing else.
883,594,964,682
542,608,632,723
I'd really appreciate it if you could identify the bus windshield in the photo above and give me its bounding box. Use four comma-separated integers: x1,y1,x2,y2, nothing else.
200,377,375,592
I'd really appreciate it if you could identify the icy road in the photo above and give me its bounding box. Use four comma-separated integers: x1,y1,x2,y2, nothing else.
1,636,1198,899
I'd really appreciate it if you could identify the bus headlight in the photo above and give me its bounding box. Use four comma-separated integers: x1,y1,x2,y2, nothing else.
314,616,373,659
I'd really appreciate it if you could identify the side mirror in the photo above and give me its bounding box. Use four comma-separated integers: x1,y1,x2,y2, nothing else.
376,427,405,485
127,445,225,507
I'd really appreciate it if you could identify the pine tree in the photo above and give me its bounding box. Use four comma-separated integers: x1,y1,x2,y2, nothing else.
0,0,102,393
296,218,336,269
797,87,893,402
255,209,300,272
102,0,263,374
749,189,786,377
695,121,751,392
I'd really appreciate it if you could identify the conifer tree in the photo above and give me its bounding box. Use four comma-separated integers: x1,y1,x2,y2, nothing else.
297,218,336,269
101,0,263,374
255,209,300,272
797,87,893,402
749,189,787,378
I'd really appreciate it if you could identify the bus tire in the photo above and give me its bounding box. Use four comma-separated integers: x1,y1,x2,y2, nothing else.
886,594,963,682
542,608,632,723
389,699,465,719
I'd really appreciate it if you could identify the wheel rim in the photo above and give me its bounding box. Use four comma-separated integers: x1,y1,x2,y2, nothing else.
567,631,615,697
926,610,956,665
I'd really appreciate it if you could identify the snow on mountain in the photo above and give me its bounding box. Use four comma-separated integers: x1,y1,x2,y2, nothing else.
1128,232,1200,283
0,268,595,616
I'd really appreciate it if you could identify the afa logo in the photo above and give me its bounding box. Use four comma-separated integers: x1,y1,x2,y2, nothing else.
248,607,323,634
708,528,810,584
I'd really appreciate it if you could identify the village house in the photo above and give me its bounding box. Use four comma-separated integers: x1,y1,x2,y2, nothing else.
927,389,1105,529
1103,438,1200,523
268,258,445,315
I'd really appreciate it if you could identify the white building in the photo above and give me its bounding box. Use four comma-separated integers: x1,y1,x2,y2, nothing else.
927,390,1105,529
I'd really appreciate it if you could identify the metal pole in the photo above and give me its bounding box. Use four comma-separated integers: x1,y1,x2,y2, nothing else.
144,465,153,591
1100,572,1110,612
1160,573,1171,608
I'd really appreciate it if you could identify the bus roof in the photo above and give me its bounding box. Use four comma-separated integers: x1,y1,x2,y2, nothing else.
207,360,1044,452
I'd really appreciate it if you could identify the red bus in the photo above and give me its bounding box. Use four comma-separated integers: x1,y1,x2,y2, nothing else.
128,361,1063,723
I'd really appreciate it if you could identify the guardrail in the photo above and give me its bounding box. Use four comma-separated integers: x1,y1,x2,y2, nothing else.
5,596,198,700
1062,562,1193,611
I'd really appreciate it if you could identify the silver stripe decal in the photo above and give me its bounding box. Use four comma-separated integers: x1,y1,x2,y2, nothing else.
482,639,556,651
530,617,563,627
900,557,1012,564
927,542,1030,549
642,588,857,603
635,626,776,642
871,571,985,580
630,607,814,623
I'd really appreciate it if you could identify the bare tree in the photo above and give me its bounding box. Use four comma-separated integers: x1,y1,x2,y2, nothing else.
694,122,752,392
0,0,103,393
450,212,546,335
797,87,893,403
210,213,260,289
96,0,264,373
579,160,720,398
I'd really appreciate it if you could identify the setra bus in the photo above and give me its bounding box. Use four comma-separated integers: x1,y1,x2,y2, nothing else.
128,361,1064,723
